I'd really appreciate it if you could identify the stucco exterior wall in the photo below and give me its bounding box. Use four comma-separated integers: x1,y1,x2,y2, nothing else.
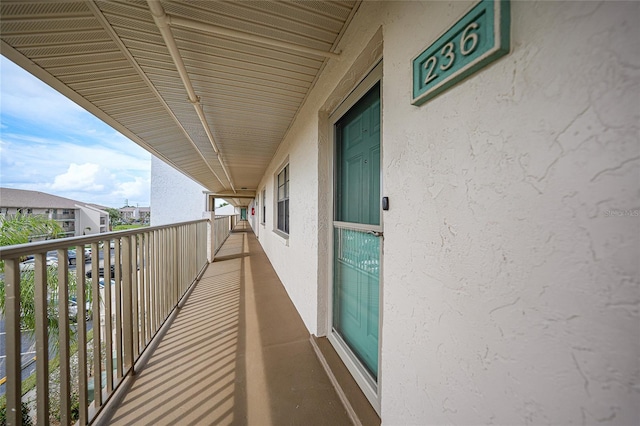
150,156,206,226
255,1,638,424
379,1,638,424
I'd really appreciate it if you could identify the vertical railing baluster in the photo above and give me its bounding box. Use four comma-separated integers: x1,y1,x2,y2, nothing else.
151,230,157,332
104,241,113,393
178,227,183,296
122,236,133,374
34,253,50,426
131,235,139,358
174,227,178,304
157,229,161,330
162,229,167,319
5,258,21,426
76,250,88,425
149,231,157,335
140,234,146,344
190,224,195,276
57,249,71,424
144,232,154,342
180,226,184,294
166,228,171,310
90,242,102,408
114,239,123,381
138,234,145,347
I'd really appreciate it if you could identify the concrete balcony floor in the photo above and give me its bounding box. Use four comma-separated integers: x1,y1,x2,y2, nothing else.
101,222,351,425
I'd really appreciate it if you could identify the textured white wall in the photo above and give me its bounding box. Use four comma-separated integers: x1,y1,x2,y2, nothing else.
381,1,638,424
255,1,639,424
150,156,206,226
255,135,320,334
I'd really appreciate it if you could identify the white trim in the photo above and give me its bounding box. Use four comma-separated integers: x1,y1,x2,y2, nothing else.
328,61,383,414
333,221,383,234
273,158,290,238
331,62,384,122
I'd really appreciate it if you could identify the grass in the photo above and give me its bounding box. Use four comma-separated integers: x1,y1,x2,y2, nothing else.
112,224,148,231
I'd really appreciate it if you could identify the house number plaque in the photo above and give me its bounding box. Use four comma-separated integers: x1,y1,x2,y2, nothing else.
411,0,510,106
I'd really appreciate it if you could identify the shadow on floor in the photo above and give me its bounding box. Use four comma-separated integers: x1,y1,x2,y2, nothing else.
102,222,350,425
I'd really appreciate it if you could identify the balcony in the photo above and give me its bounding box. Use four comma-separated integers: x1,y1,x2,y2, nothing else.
1,218,354,425
51,214,75,220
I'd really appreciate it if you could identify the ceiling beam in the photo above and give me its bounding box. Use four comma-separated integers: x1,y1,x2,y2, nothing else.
84,0,228,191
147,0,237,193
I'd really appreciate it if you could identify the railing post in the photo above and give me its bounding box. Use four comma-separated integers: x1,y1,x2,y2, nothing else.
122,236,134,374
76,250,88,425
114,238,123,381
206,211,216,262
34,254,50,426
5,259,21,426
57,249,71,424
90,242,102,408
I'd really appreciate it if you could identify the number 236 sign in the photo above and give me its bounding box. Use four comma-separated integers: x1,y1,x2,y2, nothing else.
411,0,510,106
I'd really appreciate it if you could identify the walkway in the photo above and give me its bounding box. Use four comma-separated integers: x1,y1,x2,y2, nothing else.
101,222,351,425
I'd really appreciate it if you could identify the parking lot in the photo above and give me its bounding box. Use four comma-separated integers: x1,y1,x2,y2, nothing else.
0,246,114,396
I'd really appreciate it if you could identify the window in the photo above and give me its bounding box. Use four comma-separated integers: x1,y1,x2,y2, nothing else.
277,164,289,234
261,189,266,224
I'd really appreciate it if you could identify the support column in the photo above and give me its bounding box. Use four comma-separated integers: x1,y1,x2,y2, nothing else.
205,205,216,263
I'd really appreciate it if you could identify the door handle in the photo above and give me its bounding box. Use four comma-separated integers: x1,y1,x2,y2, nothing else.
367,230,383,237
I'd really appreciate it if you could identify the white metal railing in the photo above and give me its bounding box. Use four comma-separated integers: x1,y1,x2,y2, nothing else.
0,219,213,425
213,215,234,254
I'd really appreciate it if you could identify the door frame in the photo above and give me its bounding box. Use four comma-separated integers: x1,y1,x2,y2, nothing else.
327,61,383,414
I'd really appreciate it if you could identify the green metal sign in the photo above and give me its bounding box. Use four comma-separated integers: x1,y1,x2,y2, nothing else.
412,0,510,106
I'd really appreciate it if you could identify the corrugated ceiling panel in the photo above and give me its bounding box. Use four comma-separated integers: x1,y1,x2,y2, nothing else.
162,2,335,49
1,0,360,198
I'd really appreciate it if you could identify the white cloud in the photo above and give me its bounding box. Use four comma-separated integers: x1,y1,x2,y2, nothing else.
0,57,152,208
115,176,150,202
50,163,104,191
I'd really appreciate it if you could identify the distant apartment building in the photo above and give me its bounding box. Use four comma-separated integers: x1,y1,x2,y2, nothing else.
0,187,109,237
119,205,150,224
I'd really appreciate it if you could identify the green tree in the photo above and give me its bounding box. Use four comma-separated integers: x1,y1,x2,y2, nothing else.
0,214,87,346
0,213,64,247
105,207,121,227
0,214,91,424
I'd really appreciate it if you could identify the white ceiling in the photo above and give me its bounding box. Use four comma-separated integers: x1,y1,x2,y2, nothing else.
1,0,360,205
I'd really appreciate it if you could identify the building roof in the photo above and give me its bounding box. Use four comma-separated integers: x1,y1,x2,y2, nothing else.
1,187,89,210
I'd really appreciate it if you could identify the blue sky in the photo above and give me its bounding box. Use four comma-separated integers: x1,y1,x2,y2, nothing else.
0,56,152,208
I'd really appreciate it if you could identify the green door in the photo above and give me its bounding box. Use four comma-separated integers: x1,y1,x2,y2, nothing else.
241,208,247,220
333,82,381,379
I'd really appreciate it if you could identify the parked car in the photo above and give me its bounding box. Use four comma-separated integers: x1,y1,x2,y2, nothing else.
86,264,115,278
19,257,57,271
67,248,91,265
86,264,138,278
98,277,116,289
69,278,113,321
67,299,93,321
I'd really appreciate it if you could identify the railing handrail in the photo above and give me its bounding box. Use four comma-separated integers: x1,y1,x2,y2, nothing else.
0,219,209,259
2,218,213,425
